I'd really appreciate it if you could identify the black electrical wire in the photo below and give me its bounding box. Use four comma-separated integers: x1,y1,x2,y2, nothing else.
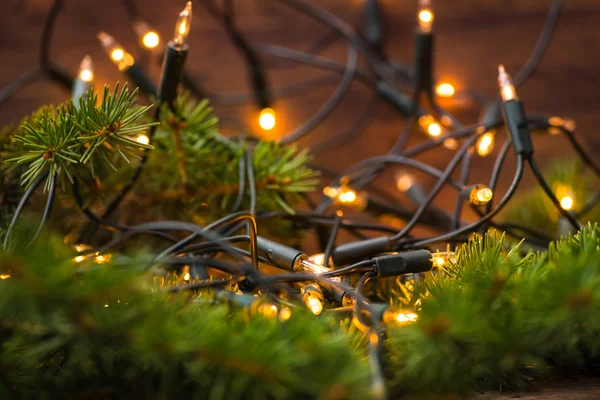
513,0,564,87
0,68,42,106
2,171,49,249
232,149,247,212
30,174,56,243
452,152,472,231
406,155,525,248
323,211,342,268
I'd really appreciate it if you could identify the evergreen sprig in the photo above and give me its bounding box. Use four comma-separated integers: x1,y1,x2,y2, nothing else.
0,226,371,399
4,84,155,191
72,84,156,169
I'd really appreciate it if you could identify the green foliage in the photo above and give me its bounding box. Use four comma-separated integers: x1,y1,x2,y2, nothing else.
0,226,370,399
0,87,318,239
385,224,600,398
5,85,153,192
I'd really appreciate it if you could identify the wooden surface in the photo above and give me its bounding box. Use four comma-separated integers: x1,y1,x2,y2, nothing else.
1,1,599,397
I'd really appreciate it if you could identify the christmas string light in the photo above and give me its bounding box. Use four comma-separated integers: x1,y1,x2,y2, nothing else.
158,2,192,106
2,0,600,396
72,56,94,103
97,31,157,96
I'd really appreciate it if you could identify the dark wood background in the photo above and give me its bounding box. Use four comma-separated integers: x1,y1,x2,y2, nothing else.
1,0,599,204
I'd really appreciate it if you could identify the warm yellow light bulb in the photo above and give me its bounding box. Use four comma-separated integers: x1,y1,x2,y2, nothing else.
427,122,442,137
143,32,160,49
135,134,150,145
436,83,455,97
111,49,125,61
498,64,517,101
307,296,324,315
174,2,193,45
133,20,161,49
74,255,86,263
0,274,11,280
97,31,134,71
259,108,276,131
94,254,111,264
256,303,279,318
183,272,191,281
476,131,495,157
278,307,292,321
443,138,458,150
417,0,434,33
338,190,357,203
383,307,419,326
560,196,574,210
78,55,94,82
431,251,457,268
396,173,414,193
308,253,326,266
469,184,493,206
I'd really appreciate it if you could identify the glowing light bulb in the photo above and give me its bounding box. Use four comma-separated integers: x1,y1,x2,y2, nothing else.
97,31,135,71
418,0,434,33
74,255,86,263
443,138,458,150
308,253,326,266
174,1,193,46
255,302,279,318
302,285,325,315
436,83,455,97
307,297,323,315
431,251,457,268
135,134,150,145
323,184,368,210
383,307,419,326
183,272,191,281
296,259,341,282
497,64,517,101
0,274,11,280
560,196,574,210
111,49,124,61
133,20,161,49
94,254,111,264
259,108,276,131
395,173,414,193
427,122,442,137
78,56,94,82
476,131,495,157
278,307,292,321
469,184,493,206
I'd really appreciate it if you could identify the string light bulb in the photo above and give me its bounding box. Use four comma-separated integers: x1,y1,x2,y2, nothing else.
323,180,368,211
476,129,495,157
469,184,494,206
301,285,325,315
382,308,418,327
259,108,276,131
555,184,575,211
78,56,94,82
436,83,455,97
431,251,457,268
133,20,161,49
417,0,434,33
498,65,517,102
97,31,134,71
418,115,443,137
0,274,10,280
174,1,193,46
135,134,150,145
